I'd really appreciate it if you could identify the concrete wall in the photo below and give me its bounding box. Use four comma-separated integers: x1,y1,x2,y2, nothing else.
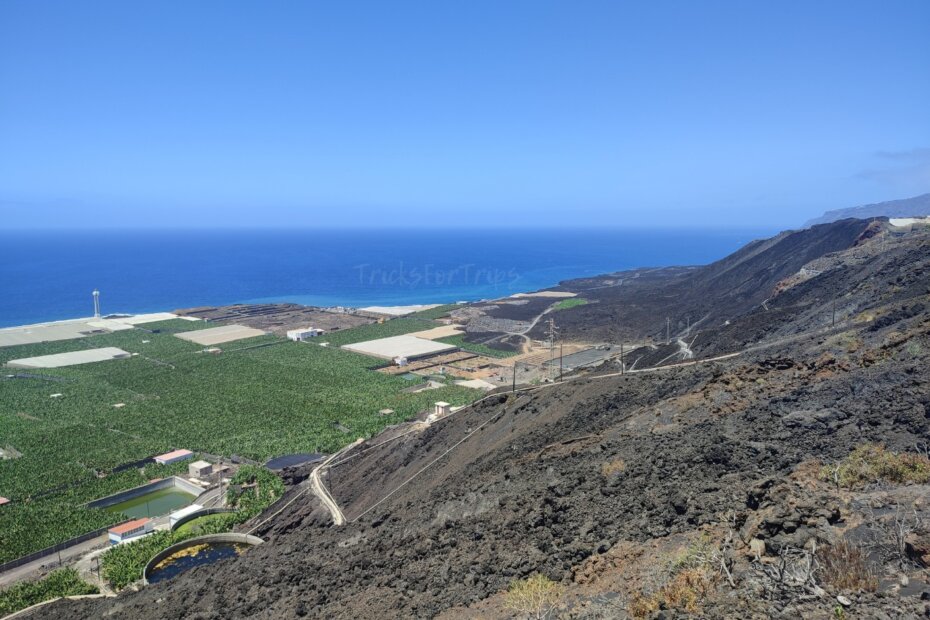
86,476,202,510
169,507,236,532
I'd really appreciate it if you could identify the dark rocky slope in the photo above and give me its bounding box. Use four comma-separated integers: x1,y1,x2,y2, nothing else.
535,218,875,344
44,220,930,619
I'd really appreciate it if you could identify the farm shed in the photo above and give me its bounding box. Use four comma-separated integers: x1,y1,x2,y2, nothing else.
155,449,194,465
286,327,324,341
108,518,153,544
188,460,213,478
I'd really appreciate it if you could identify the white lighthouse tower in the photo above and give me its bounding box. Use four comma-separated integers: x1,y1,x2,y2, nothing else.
92,289,100,318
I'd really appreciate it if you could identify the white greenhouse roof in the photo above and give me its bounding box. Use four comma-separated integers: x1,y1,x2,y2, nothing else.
6,347,131,369
174,324,266,345
358,304,441,316
342,335,457,360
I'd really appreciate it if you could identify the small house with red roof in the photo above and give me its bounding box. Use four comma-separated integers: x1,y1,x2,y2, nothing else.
108,518,153,544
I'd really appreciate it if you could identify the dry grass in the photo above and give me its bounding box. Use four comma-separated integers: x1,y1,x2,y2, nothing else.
821,444,930,489
627,537,721,619
629,568,714,618
503,573,565,619
600,458,626,477
815,540,878,592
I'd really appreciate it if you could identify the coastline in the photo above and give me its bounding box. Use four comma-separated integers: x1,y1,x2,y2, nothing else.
0,228,767,329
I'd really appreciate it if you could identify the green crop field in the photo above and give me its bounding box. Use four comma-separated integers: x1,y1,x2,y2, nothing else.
318,317,437,346
552,298,588,311
0,319,479,563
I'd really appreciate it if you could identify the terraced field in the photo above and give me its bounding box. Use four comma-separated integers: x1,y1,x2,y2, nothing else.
0,319,479,563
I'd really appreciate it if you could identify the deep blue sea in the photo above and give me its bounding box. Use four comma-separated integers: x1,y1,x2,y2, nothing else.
0,228,774,328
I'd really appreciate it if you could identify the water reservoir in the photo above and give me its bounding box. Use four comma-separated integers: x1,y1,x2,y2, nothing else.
105,487,197,519
143,534,263,584
87,476,202,519
147,541,248,583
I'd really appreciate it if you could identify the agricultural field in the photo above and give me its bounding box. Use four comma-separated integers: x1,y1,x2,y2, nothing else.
552,298,588,311
317,316,439,346
0,318,479,563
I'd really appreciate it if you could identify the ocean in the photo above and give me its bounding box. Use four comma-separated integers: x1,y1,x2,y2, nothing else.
0,228,773,328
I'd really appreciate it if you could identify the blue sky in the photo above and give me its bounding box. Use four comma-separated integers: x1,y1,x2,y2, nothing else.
1,0,928,229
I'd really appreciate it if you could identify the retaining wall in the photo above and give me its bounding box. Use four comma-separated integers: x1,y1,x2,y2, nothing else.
169,507,236,532
85,476,203,510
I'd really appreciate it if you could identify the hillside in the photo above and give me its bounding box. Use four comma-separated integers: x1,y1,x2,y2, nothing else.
41,219,930,619
805,192,930,227
532,218,875,344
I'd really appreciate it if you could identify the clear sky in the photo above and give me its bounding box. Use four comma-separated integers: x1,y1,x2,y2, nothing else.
1,0,928,229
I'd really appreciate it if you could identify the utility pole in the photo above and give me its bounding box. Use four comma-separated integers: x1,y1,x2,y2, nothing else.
512,362,516,393
832,299,836,328
620,343,624,375
546,318,558,381
666,317,671,345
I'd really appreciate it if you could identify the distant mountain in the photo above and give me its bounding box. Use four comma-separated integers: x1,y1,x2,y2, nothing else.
805,192,930,226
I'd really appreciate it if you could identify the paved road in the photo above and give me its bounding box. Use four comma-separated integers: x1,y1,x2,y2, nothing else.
0,535,109,588
309,440,362,526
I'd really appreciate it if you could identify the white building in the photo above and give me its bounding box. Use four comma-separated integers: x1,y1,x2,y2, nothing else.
168,504,204,528
287,327,324,342
434,401,451,416
108,518,153,544
154,449,194,465
188,460,213,478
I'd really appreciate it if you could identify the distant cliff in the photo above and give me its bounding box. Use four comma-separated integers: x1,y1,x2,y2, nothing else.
805,192,930,226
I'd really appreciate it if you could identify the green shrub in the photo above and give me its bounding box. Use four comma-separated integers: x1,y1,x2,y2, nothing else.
0,568,98,616
821,444,930,489
227,465,285,519
101,529,179,589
